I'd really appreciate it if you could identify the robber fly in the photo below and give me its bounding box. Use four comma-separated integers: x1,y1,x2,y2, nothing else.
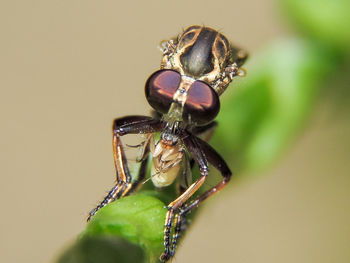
87,25,247,262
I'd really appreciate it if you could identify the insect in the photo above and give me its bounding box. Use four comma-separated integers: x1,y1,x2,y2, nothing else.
87,25,247,262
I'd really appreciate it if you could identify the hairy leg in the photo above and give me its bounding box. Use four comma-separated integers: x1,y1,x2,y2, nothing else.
87,116,163,221
161,131,232,261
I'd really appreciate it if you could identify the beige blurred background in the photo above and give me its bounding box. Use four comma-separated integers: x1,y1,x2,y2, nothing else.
1,1,349,263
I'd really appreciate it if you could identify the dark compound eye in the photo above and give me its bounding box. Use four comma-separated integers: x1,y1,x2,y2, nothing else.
145,69,181,114
183,81,220,125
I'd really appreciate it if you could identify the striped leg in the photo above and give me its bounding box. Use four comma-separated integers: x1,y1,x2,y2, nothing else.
161,132,232,261
87,116,163,221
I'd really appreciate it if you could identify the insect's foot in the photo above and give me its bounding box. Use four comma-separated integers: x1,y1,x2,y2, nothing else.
160,251,172,262
87,205,102,222
86,209,96,222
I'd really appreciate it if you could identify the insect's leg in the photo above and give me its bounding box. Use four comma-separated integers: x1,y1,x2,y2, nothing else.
174,154,192,244
113,118,162,198
87,116,163,221
160,131,209,262
170,211,186,257
161,177,208,262
183,134,232,208
177,122,218,194
170,212,182,256
171,134,232,254
128,136,152,194
178,153,192,194
187,121,217,172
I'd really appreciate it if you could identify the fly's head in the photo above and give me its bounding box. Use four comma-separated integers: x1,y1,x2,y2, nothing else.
145,25,248,128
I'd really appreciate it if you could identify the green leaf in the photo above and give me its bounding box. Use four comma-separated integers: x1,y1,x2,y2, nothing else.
281,0,350,51
82,193,167,263
213,38,336,171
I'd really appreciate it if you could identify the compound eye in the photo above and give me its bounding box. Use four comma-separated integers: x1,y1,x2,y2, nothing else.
145,69,181,114
183,81,220,125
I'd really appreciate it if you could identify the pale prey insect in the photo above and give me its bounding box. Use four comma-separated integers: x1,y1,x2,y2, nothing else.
87,25,247,262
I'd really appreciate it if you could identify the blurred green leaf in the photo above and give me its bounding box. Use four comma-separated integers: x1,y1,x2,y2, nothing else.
281,0,350,51
213,39,336,171
57,236,145,263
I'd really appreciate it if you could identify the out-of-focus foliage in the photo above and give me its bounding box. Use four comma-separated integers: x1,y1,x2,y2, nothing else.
214,0,349,172
213,39,337,171
281,0,350,51
57,236,145,263
57,0,349,262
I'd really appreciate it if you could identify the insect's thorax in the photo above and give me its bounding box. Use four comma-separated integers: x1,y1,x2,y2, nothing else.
162,26,230,85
